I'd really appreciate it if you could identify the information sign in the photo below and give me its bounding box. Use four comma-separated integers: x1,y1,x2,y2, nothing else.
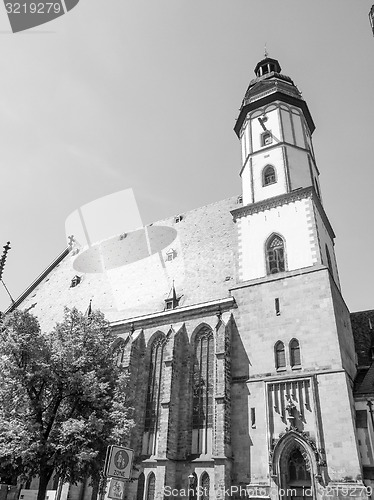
104,445,133,480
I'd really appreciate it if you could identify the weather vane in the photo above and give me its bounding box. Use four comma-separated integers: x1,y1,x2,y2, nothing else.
264,43,268,58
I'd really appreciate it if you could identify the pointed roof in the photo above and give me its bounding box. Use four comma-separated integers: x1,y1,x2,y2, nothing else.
234,56,315,137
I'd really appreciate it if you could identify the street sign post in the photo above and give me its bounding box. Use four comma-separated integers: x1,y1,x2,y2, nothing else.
104,445,134,480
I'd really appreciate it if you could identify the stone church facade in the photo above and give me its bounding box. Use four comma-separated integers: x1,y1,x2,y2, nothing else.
10,57,374,500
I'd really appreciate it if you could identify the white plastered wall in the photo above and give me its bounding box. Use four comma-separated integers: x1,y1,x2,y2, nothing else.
238,198,316,282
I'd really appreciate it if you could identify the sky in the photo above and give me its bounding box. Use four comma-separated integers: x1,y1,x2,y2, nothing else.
0,0,373,313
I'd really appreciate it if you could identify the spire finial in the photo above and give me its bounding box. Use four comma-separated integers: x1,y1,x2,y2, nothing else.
264,43,268,58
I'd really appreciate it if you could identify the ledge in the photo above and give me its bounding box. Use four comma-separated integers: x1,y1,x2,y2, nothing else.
231,187,335,240
246,368,346,384
229,264,328,291
111,296,237,333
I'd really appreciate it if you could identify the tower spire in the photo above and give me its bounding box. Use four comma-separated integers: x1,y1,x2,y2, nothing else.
264,43,268,58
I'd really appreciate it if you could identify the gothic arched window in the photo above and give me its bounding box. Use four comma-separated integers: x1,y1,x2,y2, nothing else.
288,449,311,482
201,472,210,500
188,472,197,500
192,328,214,455
144,336,166,455
275,341,286,369
290,339,301,368
137,473,145,500
146,473,155,500
266,234,285,274
263,165,276,186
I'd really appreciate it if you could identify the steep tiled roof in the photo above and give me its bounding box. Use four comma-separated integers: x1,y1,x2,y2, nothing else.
351,310,374,367
12,196,239,333
351,309,374,395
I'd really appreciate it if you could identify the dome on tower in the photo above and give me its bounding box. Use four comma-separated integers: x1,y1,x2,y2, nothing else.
234,56,315,137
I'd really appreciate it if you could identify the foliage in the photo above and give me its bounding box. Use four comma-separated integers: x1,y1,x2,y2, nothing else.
0,307,133,500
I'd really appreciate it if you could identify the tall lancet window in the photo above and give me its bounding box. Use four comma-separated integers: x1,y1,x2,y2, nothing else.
275,341,286,369
266,234,285,274
201,472,210,500
144,336,166,455
192,328,214,455
290,339,301,368
146,473,156,500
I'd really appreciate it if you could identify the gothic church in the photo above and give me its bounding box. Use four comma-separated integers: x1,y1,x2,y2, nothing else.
10,56,374,500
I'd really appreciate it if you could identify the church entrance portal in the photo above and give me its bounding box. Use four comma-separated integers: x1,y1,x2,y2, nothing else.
283,447,312,500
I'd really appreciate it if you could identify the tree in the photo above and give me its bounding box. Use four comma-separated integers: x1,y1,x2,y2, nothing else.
0,307,134,500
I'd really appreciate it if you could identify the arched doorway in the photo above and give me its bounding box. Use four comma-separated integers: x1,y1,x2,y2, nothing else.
286,448,312,500
271,432,316,500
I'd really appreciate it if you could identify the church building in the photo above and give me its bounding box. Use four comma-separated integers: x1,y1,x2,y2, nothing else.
9,56,374,500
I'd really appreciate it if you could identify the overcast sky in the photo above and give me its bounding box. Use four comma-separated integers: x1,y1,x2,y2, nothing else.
0,0,373,313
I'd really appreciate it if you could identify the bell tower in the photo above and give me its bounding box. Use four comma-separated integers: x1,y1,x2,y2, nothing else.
229,57,367,500
232,56,339,285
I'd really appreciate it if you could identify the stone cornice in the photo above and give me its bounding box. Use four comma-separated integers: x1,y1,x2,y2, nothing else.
231,187,335,241
231,187,312,219
245,368,345,384
110,296,236,334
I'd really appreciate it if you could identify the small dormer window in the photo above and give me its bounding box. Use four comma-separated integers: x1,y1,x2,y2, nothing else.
70,275,81,288
165,298,174,310
164,295,180,310
261,131,272,147
164,284,182,310
174,215,183,223
165,249,177,262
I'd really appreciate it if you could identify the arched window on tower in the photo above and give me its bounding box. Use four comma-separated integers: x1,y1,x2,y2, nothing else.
275,341,286,369
144,336,166,455
289,339,301,368
192,328,214,455
263,165,276,186
266,234,285,274
146,473,156,500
